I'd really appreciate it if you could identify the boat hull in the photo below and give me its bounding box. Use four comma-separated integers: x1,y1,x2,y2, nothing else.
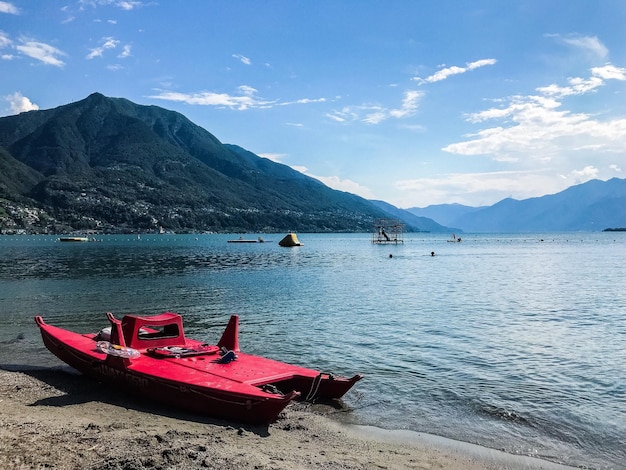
35,315,361,424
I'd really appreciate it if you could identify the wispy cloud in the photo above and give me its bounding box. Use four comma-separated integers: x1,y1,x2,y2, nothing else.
393,167,603,207
258,153,288,163
0,30,11,48
79,0,146,10
117,1,143,10
443,64,626,160
148,87,275,110
16,38,66,67
4,92,39,115
548,33,609,60
149,86,326,111
312,173,376,199
280,97,327,106
390,90,423,118
536,65,625,97
118,44,131,58
293,166,377,199
0,30,13,59
394,162,622,207
0,1,19,14
564,165,599,181
86,36,120,59
327,90,423,125
413,58,497,84
232,54,251,65
326,59,490,126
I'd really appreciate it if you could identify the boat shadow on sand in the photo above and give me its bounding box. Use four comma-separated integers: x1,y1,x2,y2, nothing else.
2,365,351,437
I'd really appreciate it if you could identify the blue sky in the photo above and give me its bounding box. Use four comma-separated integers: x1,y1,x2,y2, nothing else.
1,0,625,208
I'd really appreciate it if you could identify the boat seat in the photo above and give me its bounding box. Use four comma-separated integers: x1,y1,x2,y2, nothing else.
120,312,186,349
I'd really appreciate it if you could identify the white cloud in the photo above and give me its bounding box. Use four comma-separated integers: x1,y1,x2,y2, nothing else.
536,65,625,98
389,90,423,118
265,159,376,199
550,34,609,60
327,90,423,125
86,37,120,59
81,1,145,10
363,110,387,125
317,175,376,198
16,38,66,67
232,54,251,65
280,97,327,106
393,165,621,207
537,76,604,97
591,64,626,81
291,165,308,173
258,153,288,163
326,106,360,123
326,113,346,123
148,87,327,112
306,172,376,199
118,44,131,58
467,59,497,70
237,85,257,96
443,64,626,160
4,92,39,114
568,165,599,181
148,89,275,110
413,58,497,84
0,1,19,14
117,1,143,10
0,30,12,48
393,170,579,207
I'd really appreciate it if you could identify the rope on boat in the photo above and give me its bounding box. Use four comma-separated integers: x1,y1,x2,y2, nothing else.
305,373,323,401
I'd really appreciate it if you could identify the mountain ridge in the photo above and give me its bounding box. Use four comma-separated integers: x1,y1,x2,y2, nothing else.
1,93,622,234
408,178,626,232
0,93,445,234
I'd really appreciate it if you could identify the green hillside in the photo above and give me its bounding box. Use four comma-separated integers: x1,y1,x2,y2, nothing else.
0,93,406,234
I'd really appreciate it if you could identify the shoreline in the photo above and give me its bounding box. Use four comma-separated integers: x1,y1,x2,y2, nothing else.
0,367,577,470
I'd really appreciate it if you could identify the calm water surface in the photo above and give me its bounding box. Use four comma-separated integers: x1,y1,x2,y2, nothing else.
1,233,624,469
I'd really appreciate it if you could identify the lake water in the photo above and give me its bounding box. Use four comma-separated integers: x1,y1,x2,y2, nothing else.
0,232,624,469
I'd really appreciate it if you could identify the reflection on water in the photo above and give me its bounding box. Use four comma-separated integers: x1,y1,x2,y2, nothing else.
1,233,625,469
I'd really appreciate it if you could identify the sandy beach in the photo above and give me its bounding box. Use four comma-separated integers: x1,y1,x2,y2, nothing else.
0,367,575,470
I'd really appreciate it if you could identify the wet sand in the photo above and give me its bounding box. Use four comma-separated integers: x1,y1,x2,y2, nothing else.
0,367,575,470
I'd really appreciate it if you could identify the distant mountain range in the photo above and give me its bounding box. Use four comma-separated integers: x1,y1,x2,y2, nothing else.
0,93,623,234
369,200,453,232
408,177,626,232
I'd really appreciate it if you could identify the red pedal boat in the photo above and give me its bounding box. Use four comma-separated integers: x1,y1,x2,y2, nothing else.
34,313,362,424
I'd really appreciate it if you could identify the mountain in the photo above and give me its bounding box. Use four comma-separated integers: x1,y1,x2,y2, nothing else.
413,178,625,232
0,93,412,234
369,200,454,232
406,203,485,228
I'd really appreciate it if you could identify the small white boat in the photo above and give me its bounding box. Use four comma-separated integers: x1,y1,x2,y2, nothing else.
59,236,90,242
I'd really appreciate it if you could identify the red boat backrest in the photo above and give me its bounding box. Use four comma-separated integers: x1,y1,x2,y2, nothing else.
106,312,127,347
121,312,186,349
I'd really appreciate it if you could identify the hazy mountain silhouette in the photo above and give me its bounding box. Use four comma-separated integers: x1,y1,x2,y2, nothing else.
408,178,625,232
